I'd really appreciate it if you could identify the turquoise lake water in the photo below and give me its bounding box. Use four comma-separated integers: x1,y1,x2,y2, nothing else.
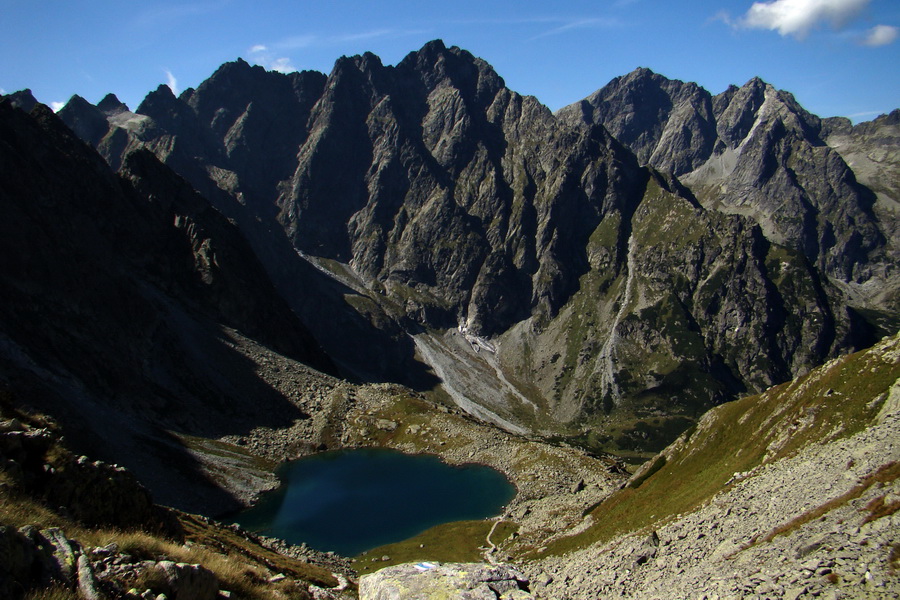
233,448,516,556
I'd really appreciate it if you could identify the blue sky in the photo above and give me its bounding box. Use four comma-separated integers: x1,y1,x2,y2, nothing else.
1,0,898,122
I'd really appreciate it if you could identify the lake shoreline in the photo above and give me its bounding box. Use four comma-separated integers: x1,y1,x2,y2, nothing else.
232,447,516,556
203,383,629,562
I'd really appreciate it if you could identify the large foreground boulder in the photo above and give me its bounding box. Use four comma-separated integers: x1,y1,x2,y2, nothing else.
359,561,533,599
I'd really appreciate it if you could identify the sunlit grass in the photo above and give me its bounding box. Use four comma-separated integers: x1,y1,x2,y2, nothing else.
354,519,518,575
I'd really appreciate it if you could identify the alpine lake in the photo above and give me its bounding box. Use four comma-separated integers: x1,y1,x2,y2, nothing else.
233,448,516,557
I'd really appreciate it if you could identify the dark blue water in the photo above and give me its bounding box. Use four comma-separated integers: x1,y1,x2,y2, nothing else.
233,448,516,556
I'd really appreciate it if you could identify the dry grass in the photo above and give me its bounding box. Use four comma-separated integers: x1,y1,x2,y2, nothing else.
354,520,518,575
22,586,77,600
1,474,338,600
862,495,900,525
889,544,900,573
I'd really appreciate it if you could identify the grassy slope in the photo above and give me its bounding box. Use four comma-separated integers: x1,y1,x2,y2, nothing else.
545,332,900,555
354,520,518,575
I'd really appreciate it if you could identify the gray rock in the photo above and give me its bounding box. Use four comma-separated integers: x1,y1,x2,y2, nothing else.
359,562,533,600
0,525,37,597
154,561,219,600
77,554,105,600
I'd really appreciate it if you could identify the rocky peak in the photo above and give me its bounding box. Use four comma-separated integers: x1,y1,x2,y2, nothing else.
398,40,505,108
57,94,110,147
557,66,715,173
137,83,181,119
96,93,128,116
713,77,768,145
3,88,38,112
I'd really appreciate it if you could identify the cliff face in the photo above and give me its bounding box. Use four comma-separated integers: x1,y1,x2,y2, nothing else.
47,41,898,449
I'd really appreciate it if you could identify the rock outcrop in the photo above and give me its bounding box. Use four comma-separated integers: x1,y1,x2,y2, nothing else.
359,562,533,600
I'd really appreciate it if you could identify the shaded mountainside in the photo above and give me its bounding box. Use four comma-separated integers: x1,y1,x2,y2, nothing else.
0,99,339,513
45,40,899,451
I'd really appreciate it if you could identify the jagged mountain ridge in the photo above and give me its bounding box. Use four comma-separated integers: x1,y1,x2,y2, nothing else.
48,40,898,448
556,68,891,287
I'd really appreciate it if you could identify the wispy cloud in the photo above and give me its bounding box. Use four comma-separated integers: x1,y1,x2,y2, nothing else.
248,28,428,73
529,17,622,40
50,101,65,112
849,110,887,120
164,69,179,95
737,0,870,39
278,35,319,51
248,45,297,73
445,15,623,40
132,1,228,29
860,24,898,46
0,87,6,96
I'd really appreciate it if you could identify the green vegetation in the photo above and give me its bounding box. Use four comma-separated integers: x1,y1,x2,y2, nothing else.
544,338,900,555
354,520,518,575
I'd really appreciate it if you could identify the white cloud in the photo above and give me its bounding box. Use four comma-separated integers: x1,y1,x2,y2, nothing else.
0,87,6,96
861,24,898,46
50,101,65,112
741,0,870,39
165,69,179,95
268,57,297,74
249,44,268,53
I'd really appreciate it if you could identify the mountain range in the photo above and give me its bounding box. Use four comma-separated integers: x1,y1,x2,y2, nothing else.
1,38,899,600
4,40,899,458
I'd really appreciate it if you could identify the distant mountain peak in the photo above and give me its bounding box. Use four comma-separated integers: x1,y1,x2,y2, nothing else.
3,88,38,112
97,93,129,115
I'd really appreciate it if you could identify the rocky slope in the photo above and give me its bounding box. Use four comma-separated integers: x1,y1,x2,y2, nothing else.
48,41,897,452
525,331,900,599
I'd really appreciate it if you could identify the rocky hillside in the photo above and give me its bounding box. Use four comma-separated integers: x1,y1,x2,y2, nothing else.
526,331,900,599
47,40,898,451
